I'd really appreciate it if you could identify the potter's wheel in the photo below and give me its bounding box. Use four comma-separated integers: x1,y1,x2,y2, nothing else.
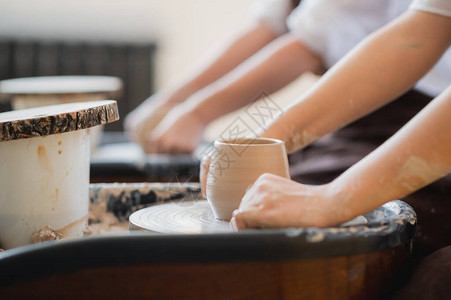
129,200,232,234
129,200,369,235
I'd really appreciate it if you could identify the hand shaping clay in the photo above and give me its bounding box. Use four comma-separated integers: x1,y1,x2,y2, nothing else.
206,138,290,221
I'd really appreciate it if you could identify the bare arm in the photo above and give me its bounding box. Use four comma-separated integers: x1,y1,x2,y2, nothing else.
330,85,451,221
146,34,323,153
262,10,451,153
232,85,451,229
125,22,277,146
187,34,323,124
128,21,277,114
160,22,280,105
231,10,451,229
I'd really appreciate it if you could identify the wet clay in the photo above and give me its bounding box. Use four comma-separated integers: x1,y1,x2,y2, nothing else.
87,201,129,234
29,202,129,245
32,226,64,243
31,215,88,244
57,215,88,236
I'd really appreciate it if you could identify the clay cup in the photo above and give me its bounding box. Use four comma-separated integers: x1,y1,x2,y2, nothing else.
206,138,290,221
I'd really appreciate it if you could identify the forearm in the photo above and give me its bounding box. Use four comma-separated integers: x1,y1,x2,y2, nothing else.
329,86,451,220
230,90,451,229
187,34,323,124
262,11,451,153
163,22,278,105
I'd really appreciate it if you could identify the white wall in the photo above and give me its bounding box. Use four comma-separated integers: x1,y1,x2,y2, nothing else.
0,0,255,88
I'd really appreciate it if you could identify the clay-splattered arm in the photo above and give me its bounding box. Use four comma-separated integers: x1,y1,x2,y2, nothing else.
262,10,451,153
230,10,451,230
329,86,451,222
231,87,451,229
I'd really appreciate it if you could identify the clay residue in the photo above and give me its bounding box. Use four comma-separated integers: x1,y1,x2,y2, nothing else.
37,145,53,172
347,97,355,109
285,130,319,153
396,155,450,193
58,215,88,236
31,215,88,244
306,231,324,243
52,188,59,211
87,201,129,234
341,215,368,226
32,225,64,244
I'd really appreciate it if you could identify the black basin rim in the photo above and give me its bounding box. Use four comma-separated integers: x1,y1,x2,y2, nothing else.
0,200,416,287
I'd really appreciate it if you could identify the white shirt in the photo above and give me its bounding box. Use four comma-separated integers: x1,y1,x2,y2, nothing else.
249,0,293,35
250,0,451,97
409,0,451,96
410,0,451,17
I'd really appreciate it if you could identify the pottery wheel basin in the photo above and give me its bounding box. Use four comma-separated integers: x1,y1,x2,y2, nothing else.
0,183,417,299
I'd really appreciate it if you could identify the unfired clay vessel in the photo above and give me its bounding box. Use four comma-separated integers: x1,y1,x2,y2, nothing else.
206,138,290,221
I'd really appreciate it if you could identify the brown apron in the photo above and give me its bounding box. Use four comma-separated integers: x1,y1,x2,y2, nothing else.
394,245,451,299
288,90,451,258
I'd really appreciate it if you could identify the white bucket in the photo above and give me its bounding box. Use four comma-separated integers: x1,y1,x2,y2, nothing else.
0,129,91,249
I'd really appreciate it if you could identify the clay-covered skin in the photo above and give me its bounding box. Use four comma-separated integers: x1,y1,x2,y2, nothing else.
284,128,319,154
231,11,451,230
232,86,451,229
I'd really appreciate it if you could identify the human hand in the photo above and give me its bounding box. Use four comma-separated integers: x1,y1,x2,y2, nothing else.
230,173,351,230
200,155,211,197
145,104,207,154
124,95,175,150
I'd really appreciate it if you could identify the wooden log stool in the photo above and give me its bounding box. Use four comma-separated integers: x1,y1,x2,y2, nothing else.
0,76,123,151
0,100,119,249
